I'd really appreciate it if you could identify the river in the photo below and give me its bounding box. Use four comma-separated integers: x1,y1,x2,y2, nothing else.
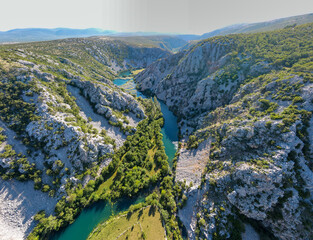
113,76,178,167
52,73,178,240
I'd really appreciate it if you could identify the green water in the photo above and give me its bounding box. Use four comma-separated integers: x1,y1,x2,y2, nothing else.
53,75,178,240
159,101,178,168
52,196,145,240
112,78,129,86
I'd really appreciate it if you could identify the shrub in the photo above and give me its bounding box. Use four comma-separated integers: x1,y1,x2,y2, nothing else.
293,96,304,104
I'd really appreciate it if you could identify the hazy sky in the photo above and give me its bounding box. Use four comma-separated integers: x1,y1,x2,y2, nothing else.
1,0,313,34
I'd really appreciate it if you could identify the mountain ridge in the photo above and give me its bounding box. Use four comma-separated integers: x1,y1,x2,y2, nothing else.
2,13,313,48
198,12,313,40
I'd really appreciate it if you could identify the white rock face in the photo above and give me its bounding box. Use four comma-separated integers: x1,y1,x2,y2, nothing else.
135,41,270,119
178,187,206,240
176,140,211,188
71,79,145,120
160,40,313,239
26,115,114,173
227,164,284,221
67,85,127,148
177,113,313,239
0,179,57,240
82,38,170,72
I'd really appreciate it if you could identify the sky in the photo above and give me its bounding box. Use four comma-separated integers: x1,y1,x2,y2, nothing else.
1,0,313,34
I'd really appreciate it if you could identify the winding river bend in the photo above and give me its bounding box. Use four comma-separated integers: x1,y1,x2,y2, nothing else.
52,73,178,240
114,75,178,167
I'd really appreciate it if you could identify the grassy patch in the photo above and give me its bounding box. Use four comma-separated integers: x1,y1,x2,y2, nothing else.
88,206,165,240
92,171,117,198
132,68,145,75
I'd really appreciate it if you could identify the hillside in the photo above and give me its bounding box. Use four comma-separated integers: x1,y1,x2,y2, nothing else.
199,12,313,39
135,23,313,239
177,13,313,50
0,37,173,239
1,37,170,79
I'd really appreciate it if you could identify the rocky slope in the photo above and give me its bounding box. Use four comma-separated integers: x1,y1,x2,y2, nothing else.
135,35,270,120
136,24,313,239
0,37,168,239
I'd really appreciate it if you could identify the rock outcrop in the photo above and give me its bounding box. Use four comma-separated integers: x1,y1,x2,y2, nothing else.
71,79,145,120
176,73,313,239
136,40,271,120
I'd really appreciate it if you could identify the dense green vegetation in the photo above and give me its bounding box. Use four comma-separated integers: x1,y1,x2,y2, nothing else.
0,79,39,135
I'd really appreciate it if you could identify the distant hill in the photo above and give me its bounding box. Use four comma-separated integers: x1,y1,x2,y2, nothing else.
1,13,312,51
100,12,313,51
199,13,313,39
176,13,313,51
0,28,187,52
0,28,116,43
107,35,187,52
